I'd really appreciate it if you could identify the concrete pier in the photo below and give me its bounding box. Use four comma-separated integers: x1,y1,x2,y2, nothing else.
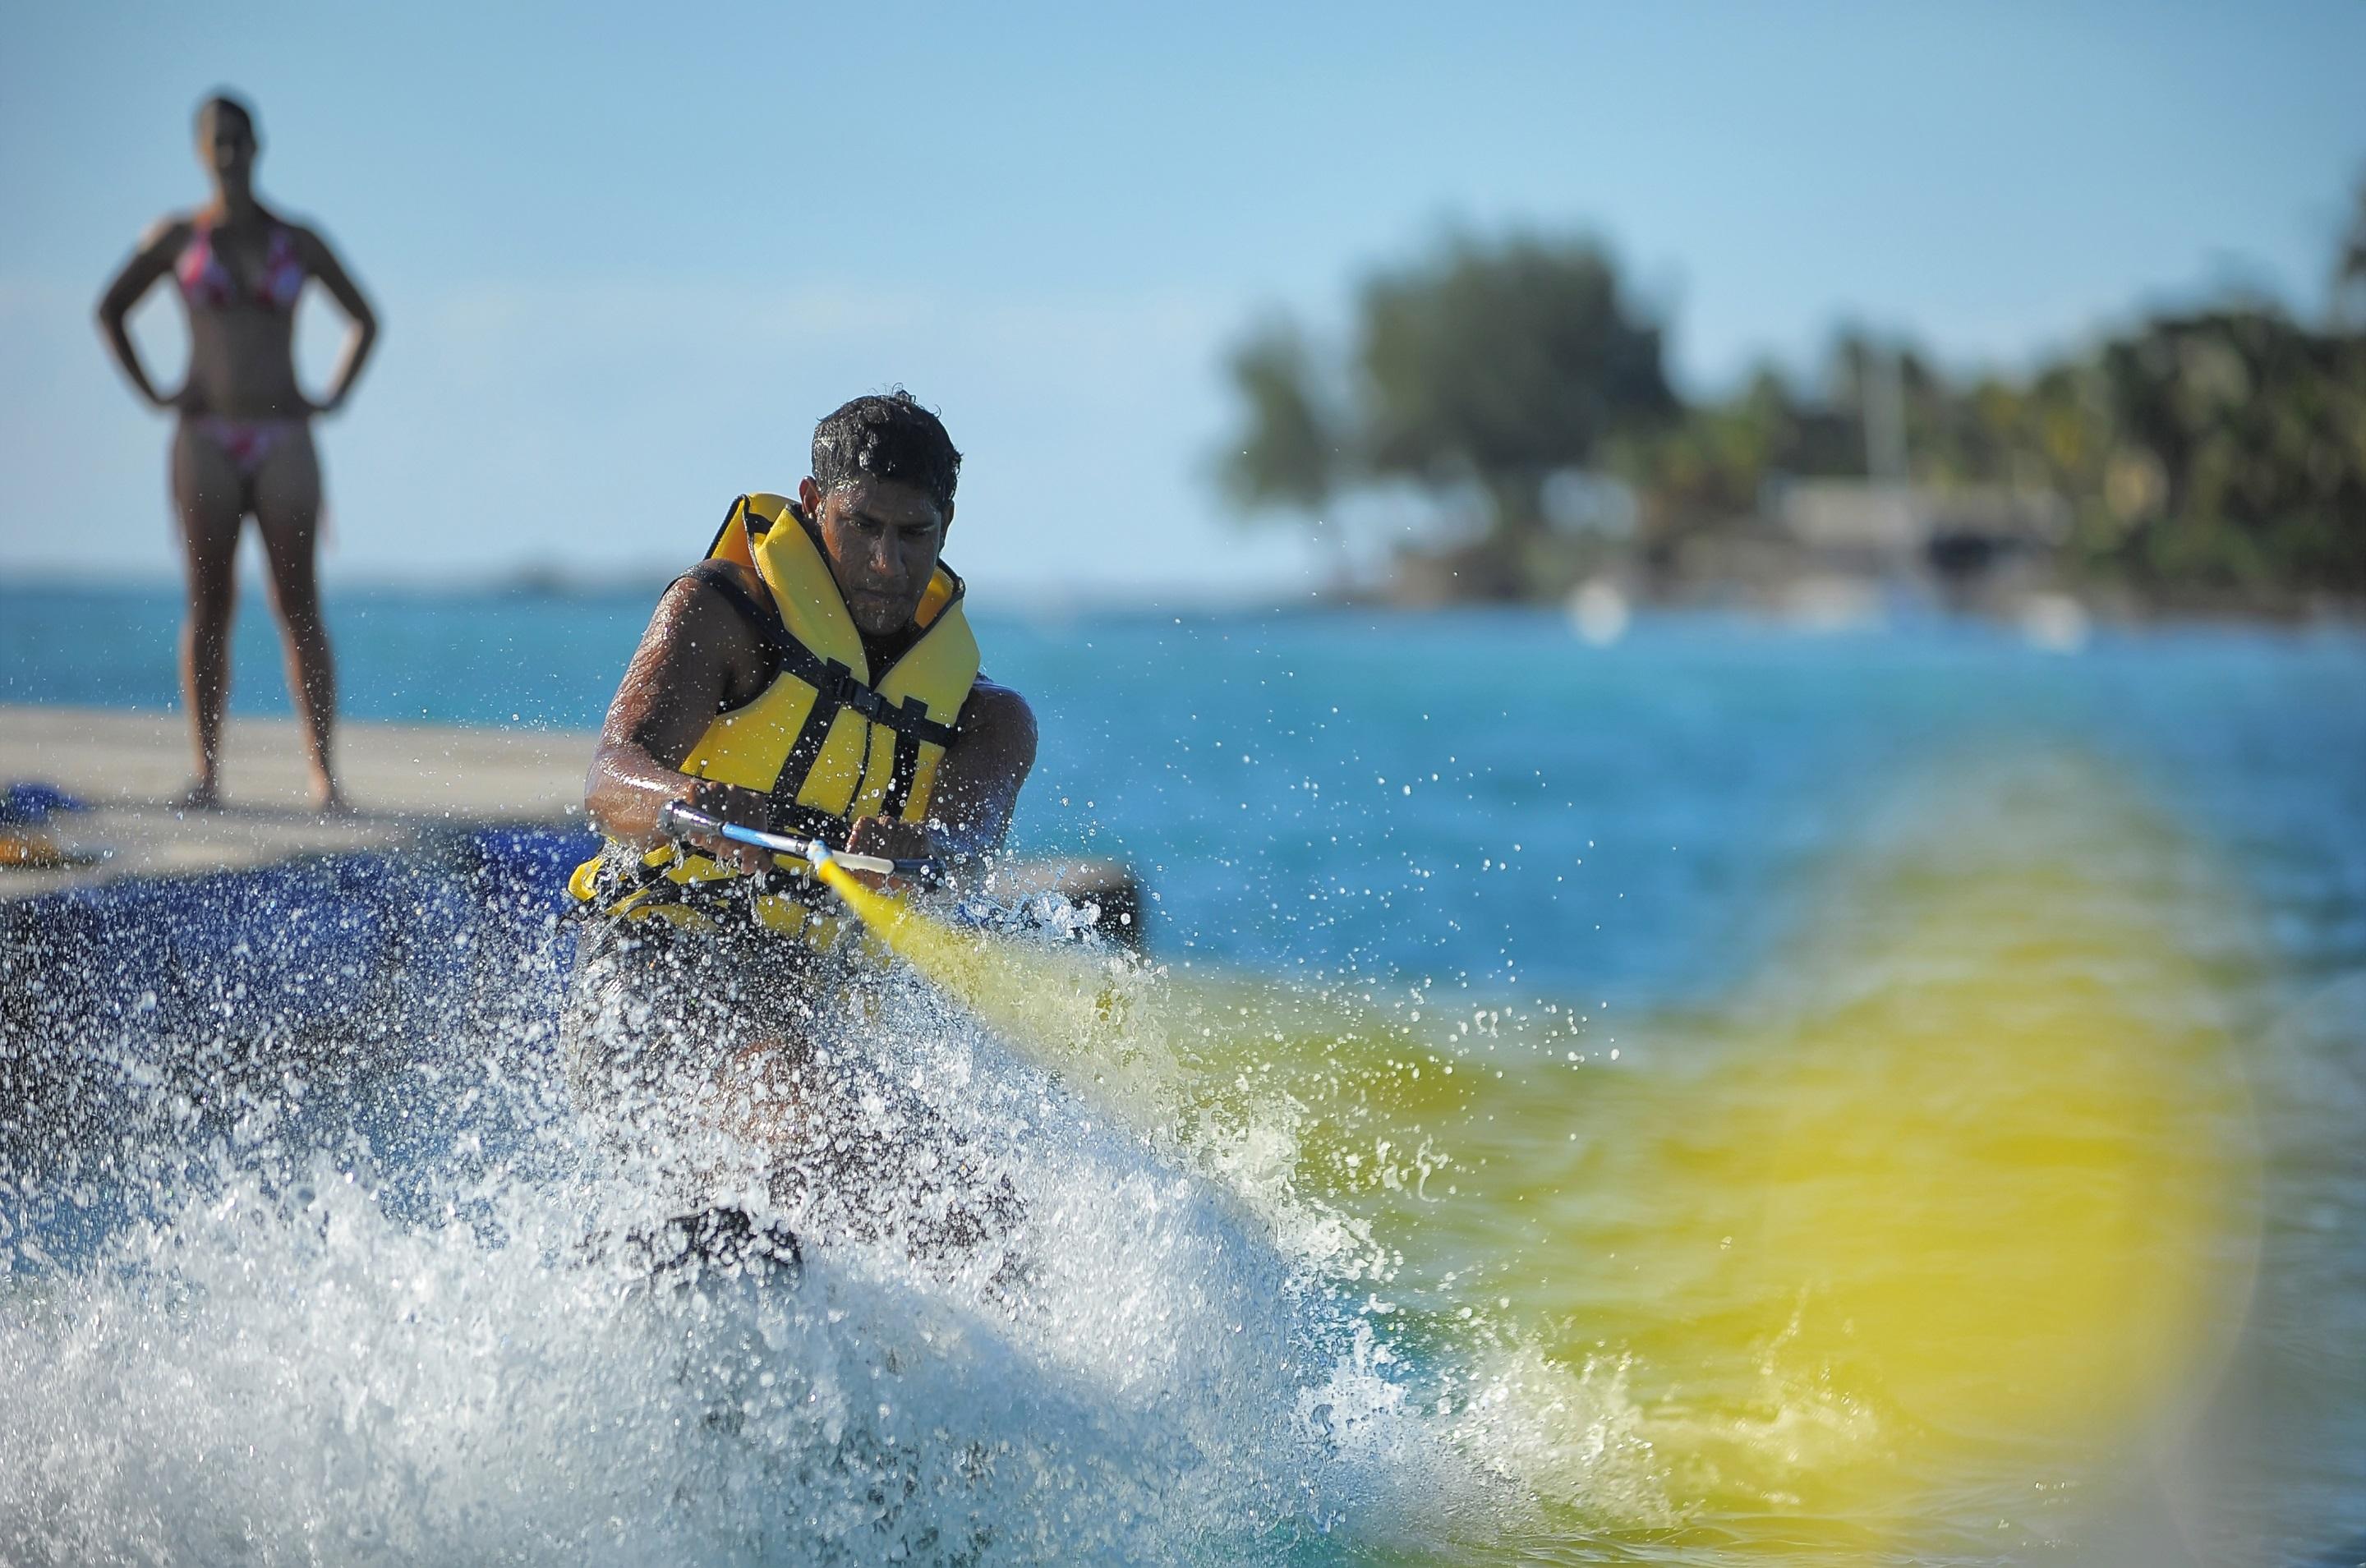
0,705,589,901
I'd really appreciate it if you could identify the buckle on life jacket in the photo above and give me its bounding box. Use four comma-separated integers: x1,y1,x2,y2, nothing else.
819,660,870,715
814,660,955,746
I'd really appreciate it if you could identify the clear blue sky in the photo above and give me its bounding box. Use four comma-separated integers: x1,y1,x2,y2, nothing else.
3,1,2359,600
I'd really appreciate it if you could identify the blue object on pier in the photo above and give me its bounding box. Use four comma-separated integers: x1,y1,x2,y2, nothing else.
0,781,88,826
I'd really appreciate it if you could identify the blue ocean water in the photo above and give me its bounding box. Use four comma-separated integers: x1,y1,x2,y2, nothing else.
4,580,2364,1561
7,581,2363,1004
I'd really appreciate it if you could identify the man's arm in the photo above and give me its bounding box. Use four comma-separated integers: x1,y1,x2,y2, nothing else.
845,678,1037,878
583,567,776,871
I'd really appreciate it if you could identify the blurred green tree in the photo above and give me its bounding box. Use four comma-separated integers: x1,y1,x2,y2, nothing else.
1356,234,1675,585
2337,172,2366,324
2091,310,2366,594
1218,320,1342,520
1223,188,2365,607
1221,232,1675,598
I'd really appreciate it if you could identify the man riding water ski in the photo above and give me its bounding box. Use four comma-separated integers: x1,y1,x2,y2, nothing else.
563,392,1036,1258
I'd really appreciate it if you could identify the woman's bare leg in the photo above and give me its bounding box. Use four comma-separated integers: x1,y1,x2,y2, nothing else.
251,428,342,811
169,421,246,807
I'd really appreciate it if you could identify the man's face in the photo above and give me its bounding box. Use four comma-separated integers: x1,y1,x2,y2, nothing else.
800,476,951,637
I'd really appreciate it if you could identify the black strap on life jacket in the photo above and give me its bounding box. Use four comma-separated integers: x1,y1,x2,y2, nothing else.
768,666,850,827
680,561,960,749
881,729,924,821
702,492,775,559
681,561,794,686
686,501,961,834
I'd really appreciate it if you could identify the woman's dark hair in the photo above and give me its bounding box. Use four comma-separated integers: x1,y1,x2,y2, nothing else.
811,389,961,515
196,92,257,140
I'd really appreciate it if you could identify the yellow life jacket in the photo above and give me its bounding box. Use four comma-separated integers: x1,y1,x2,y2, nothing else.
568,491,979,937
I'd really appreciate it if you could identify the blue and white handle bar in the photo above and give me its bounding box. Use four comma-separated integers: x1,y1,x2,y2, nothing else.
656,800,944,880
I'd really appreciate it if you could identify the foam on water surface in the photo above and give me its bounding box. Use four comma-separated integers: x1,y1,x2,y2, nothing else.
0,899,1509,1563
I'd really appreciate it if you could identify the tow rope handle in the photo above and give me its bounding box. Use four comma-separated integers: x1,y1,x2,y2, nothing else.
656,799,944,881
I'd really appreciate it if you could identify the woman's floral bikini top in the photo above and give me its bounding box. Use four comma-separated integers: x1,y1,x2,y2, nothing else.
176,215,305,313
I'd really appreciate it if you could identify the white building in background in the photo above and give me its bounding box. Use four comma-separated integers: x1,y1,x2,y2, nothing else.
1770,479,2070,583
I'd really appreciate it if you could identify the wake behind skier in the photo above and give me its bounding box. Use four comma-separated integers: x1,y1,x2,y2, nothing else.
563,391,1036,1257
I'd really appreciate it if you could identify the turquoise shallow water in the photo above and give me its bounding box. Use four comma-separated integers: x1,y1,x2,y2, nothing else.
3,582,2364,1561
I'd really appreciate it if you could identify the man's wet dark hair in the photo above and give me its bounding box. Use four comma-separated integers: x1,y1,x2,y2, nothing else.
196,92,257,140
811,390,961,516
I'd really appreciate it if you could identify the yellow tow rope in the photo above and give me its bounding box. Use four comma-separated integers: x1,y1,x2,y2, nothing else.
806,853,1164,1115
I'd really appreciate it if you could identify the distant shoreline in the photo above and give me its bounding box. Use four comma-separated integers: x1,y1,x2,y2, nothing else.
5,568,2364,632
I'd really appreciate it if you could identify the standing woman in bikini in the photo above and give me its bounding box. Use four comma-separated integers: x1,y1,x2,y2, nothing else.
96,92,378,812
